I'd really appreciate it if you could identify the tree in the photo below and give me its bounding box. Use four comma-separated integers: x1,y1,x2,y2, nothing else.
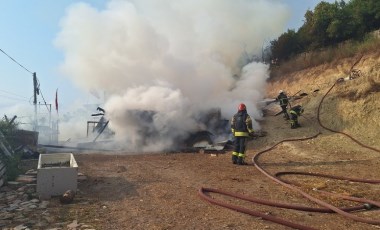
297,10,314,51
268,0,380,62
325,1,353,43
270,29,300,61
347,0,380,39
310,1,340,47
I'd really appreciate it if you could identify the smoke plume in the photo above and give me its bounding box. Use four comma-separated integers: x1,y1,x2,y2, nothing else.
55,0,290,151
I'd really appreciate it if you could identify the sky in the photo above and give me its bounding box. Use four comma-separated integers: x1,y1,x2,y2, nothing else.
0,0,335,149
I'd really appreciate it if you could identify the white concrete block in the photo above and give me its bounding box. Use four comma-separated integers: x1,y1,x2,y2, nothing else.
37,153,78,199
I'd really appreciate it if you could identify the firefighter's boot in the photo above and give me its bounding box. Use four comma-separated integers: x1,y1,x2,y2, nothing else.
237,157,247,165
284,113,290,120
232,155,238,164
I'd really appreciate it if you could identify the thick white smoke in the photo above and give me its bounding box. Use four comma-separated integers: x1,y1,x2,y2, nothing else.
55,0,290,151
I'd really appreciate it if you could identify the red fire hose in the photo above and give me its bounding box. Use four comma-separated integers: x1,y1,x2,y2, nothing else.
198,77,380,229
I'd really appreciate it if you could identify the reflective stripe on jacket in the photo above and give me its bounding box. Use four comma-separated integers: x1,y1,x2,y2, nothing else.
290,110,298,116
277,93,289,106
290,105,303,116
231,111,254,137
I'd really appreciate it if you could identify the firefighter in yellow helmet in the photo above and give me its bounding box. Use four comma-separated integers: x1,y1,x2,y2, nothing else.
230,103,254,165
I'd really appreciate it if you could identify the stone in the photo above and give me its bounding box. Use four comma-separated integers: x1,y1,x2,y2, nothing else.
39,201,49,209
7,181,22,189
25,169,37,175
6,194,17,201
0,212,14,220
60,190,75,204
28,204,38,209
0,220,10,227
20,201,31,206
67,220,79,229
30,198,39,203
13,224,27,230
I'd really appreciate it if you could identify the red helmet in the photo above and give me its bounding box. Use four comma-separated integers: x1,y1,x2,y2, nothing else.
238,103,246,111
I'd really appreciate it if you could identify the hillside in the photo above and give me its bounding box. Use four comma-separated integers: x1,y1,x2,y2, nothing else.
2,51,380,230
264,50,380,150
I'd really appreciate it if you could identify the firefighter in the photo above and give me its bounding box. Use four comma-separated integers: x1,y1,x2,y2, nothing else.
230,103,254,165
276,90,290,120
289,105,304,129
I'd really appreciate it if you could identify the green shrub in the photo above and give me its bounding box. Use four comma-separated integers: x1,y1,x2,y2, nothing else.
1,153,22,181
0,117,22,181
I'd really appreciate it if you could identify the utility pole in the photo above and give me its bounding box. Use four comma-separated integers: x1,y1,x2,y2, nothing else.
33,72,38,131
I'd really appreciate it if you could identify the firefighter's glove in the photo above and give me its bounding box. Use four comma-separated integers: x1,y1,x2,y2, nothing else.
337,78,344,83
249,132,258,139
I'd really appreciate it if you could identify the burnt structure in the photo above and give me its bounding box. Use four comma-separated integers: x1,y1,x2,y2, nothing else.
88,107,230,152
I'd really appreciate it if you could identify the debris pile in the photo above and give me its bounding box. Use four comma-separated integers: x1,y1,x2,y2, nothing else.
1,167,91,229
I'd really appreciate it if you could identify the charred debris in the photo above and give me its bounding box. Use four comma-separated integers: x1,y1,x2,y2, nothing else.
84,107,233,153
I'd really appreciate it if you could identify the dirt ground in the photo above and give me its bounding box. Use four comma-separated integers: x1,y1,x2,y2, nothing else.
9,52,380,230
64,116,379,230
45,111,380,230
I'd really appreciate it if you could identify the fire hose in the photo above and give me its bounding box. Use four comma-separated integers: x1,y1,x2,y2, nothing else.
198,76,380,229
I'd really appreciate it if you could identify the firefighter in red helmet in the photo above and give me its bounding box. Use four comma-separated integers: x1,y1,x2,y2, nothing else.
230,103,254,165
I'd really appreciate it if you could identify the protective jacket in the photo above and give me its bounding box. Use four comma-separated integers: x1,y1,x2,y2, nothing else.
277,92,289,106
231,110,254,137
290,105,304,117
289,105,304,129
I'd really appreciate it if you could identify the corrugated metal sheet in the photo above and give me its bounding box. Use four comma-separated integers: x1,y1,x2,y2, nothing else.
0,130,12,188
0,160,5,187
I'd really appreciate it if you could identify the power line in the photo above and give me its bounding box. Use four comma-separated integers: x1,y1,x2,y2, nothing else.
0,94,29,102
0,48,33,74
0,48,52,114
0,89,29,99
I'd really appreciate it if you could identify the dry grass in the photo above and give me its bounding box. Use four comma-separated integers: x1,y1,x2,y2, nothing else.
270,33,380,80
